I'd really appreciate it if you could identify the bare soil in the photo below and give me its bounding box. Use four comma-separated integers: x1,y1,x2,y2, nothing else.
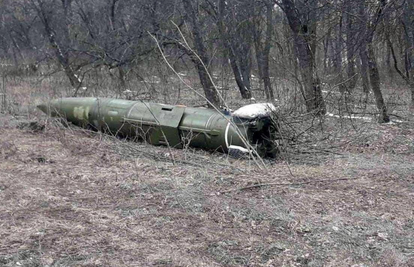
0,112,413,267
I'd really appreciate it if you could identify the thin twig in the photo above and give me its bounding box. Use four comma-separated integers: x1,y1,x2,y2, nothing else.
148,32,267,170
219,177,359,194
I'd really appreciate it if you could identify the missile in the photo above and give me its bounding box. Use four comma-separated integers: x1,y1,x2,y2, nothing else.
38,98,278,157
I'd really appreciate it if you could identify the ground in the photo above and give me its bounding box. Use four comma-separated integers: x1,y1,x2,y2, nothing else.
0,73,414,266
0,111,413,267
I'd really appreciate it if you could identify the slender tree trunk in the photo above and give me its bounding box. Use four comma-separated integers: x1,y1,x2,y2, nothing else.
229,45,252,99
218,0,252,99
386,40,394,81
294,34,325,113
386,24,414,109
410,82,414,109
182,0,220,107
334,14,346,93
358,1,370,95
228,53,251,99
366,42,390,122
359,45,371,94
323,28,331,73
32,0,81,91
357,0,390,122
280,0,326,114
403,1,414,107
254,1,274,100
238,50,252,98
345,4,357,91
109,0,118,31
118,66,126,90
262,1,274,100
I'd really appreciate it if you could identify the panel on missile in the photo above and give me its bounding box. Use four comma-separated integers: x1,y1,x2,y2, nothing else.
148,104,185,148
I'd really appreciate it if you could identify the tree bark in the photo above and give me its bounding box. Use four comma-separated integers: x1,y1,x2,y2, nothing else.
253,0,274,100
359,45,371,94
31,0,81,91
280,0,326,114
367,42,390,122
345,3,357,91
182,0,220,107
403,1,414,107
218,0,252,99
334,14,346,93
358,0,389,122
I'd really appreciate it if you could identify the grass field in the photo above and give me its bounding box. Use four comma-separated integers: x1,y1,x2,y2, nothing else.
0,73,413,266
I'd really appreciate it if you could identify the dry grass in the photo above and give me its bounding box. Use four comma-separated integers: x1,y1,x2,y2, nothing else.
1,72,414,266
1,113,414,267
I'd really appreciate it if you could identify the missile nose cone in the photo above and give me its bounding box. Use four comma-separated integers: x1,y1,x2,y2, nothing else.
37,103,48,114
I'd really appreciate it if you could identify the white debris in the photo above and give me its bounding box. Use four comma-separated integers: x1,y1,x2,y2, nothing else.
228,145,249,154
385,119,404,124
233,103,276,119
326,112,372,121
377,232,388,240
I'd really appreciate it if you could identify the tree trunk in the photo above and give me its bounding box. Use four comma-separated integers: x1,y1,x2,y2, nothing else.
280,0,326,114
367,42,390,122
32,0,81,91
253,1,274,100
357,1,370,95
47,25,80,90
357,0,389,122
218,0,252,99
334,14,346,93
410,82,414,109
386,40,394,81
345,4,357,91
229,47,252,99
359,45,371,94
403,1,414,107
323,25,331,73
182,0,220,107
261,1,274,101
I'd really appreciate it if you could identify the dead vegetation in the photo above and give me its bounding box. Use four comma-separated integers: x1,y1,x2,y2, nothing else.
1,95,414,267
0,71,413,266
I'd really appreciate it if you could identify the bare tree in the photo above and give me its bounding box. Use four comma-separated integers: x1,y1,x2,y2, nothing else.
182,0,220,107
358,0,390,122
332,2,346,93
29,0,82,90
276,0,326,114
345,1,358,91
253,0,274,100
216,0,253,99
387,0,414,108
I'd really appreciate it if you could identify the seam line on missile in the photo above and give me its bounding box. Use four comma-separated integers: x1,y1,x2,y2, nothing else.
205,115,213,129
126,102,142,118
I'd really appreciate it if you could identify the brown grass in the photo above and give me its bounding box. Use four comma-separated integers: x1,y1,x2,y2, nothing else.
1,73,414,266
1,111,414,266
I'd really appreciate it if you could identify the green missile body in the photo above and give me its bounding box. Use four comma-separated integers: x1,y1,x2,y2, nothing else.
38,97,278,157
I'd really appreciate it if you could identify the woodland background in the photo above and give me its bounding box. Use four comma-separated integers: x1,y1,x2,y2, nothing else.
0,0,413,122
1,1,414,266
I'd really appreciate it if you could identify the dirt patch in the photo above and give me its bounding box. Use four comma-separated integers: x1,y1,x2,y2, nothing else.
0,115,413,266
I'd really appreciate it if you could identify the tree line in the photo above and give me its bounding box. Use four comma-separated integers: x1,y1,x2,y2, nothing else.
0,0,413,122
